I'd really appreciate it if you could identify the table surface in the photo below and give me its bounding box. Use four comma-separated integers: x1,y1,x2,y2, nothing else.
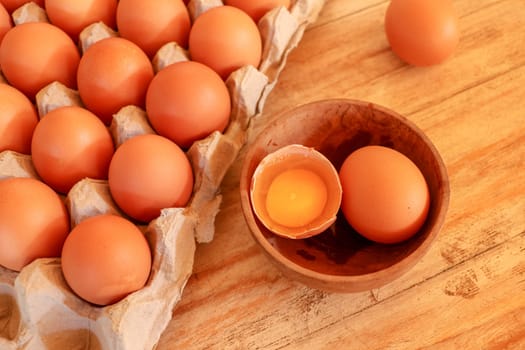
158,0,525,348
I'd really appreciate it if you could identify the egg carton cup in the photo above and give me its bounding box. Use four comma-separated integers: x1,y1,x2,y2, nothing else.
0,1,325,349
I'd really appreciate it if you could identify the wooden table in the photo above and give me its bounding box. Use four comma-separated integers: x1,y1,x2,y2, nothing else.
158,0,525,348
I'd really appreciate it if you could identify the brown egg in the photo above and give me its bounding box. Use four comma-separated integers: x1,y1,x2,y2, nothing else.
77,37,154,125
61,214,151,306
45,0,118,41
224,0,291,23
108,134,194,222
31,106,115,194
385,0,459,66
339,145,430,244
250,144,342,239
0,0,44,13
0,83,38,154
116,0,190,57
0,3,12,45
0,22,80,100
189,5,262,79
145,61,231,149
0,177,70,272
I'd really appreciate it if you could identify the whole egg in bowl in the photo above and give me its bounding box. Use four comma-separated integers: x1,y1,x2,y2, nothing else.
240,99,450,293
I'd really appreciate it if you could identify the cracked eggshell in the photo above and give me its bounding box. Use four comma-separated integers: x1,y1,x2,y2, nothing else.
240,99,449,293
250,144,342,239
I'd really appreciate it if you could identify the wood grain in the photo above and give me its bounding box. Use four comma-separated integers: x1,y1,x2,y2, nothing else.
157,0,525,348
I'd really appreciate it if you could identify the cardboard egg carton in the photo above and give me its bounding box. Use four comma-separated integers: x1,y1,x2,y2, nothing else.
0,1,325,349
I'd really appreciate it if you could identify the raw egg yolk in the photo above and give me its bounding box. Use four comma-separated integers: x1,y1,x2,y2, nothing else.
266,168,328,228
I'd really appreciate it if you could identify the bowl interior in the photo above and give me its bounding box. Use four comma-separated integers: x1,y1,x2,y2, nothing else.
240,99,449,285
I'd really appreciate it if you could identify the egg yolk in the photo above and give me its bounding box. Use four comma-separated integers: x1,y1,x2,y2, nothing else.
265,168,327,228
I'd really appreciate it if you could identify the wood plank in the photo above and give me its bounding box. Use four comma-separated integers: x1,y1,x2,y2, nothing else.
157,38,525,350
259,0,525,126
157,0,525,348
280,232,525,350
311,0,387,28
310,0,505,29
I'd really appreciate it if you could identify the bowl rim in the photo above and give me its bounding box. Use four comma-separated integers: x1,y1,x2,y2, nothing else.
240,98,450,287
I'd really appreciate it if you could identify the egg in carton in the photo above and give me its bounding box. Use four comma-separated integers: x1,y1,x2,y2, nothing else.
0,0,326,349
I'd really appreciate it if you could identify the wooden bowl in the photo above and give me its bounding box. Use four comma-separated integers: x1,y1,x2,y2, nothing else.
240,99,450,293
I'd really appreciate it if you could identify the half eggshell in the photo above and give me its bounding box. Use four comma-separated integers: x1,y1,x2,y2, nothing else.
250,144,342,239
